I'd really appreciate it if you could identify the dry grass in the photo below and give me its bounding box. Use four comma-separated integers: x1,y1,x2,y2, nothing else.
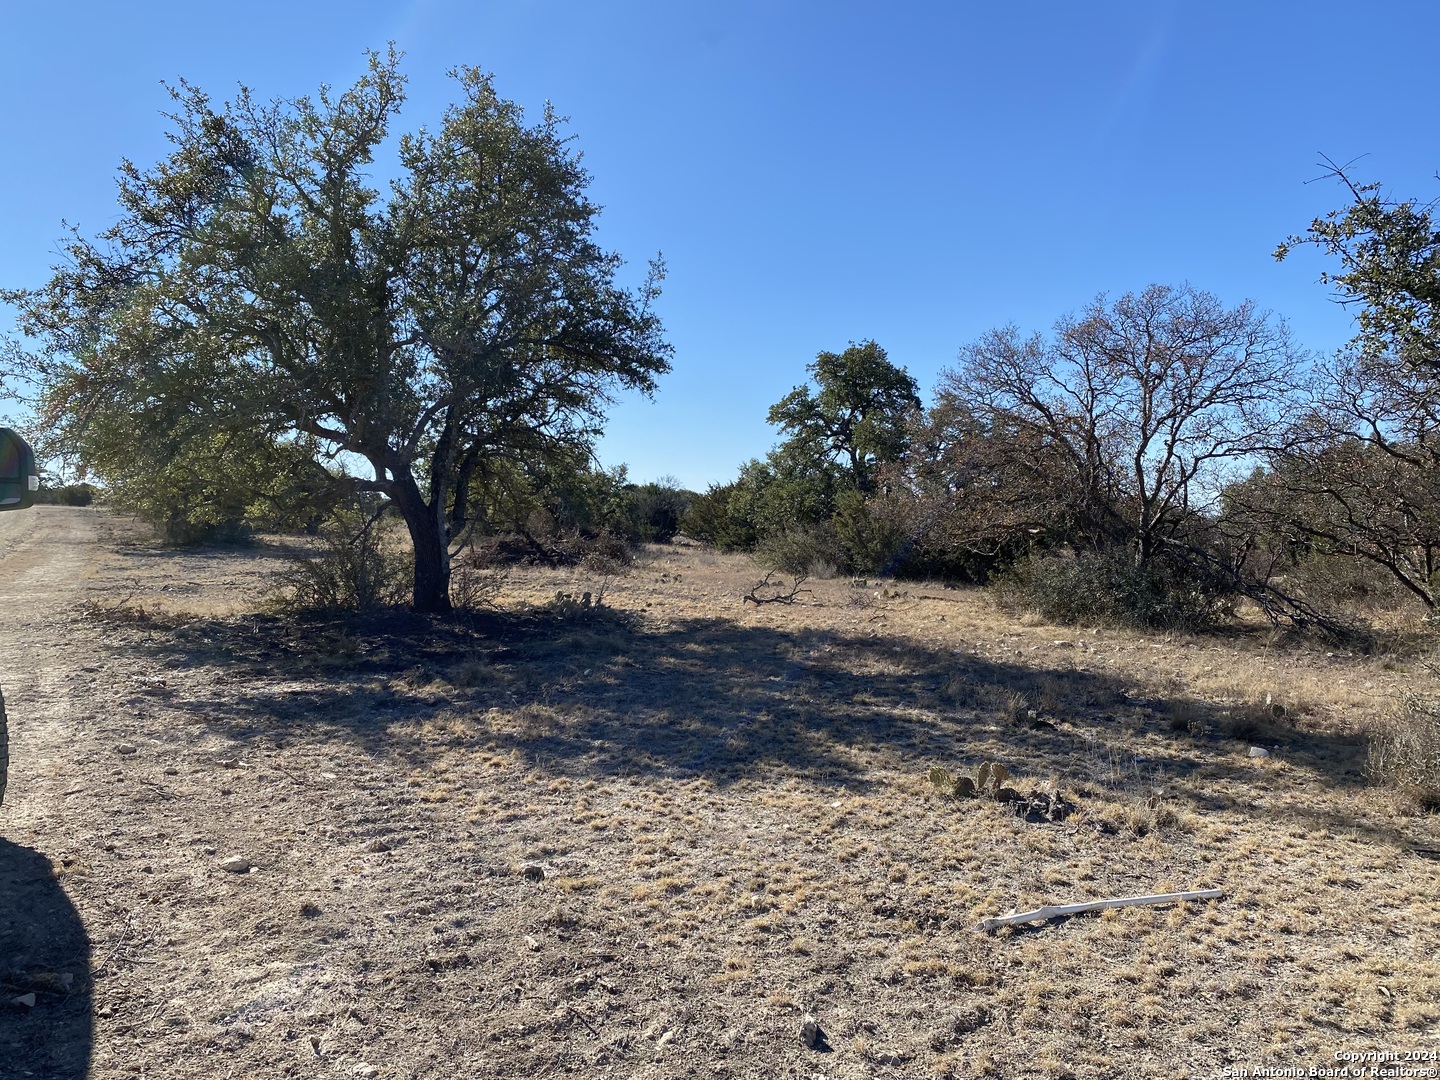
18,520,1440,1078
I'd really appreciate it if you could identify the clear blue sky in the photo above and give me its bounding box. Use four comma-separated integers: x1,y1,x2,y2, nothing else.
3,1,1438,489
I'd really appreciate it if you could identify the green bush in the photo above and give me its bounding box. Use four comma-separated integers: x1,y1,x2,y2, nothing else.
755,525,846,579
627,481,693,543
33,483,98,506
992,550,1231,631
831,489,906,574
680,481,759,551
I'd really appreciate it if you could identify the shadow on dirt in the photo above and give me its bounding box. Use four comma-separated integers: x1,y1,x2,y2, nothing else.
103,603,1373,817
0,839,91,1080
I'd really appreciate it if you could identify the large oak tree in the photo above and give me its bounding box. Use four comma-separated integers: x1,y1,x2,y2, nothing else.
6,50,670,610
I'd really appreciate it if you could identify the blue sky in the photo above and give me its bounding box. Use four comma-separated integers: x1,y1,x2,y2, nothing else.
3,1,1438,489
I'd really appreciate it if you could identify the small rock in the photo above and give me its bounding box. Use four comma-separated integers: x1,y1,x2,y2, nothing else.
525,935,541,952
219,855,252,874
1248,746,1271,759
116,743,138,756
12,994,36,1008
218,788,234,797
352,1065,379,1078
362,838,392,854
655,1028,676,1049
800,1014,826,1050
299,902,322,917
520,863,545,882
163,767,178,775
219,758,239,769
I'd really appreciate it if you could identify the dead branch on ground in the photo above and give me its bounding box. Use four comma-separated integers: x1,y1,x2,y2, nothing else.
743,571,810,605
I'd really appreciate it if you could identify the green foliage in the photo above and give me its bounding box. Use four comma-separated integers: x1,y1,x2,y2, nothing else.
1277,161,1440,375
536,463,636,538
89,426,328,544
33,482,98,507
626,479,693,543
767,341,920,493
830,488,906,575
679,481,758,551
755,525,845,578
10,51,669,611
993,551,1232,632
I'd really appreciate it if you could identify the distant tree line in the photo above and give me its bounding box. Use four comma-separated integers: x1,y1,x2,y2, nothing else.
681,164,1440,634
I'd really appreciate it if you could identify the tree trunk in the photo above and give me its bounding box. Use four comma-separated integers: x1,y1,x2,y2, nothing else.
391,475,453,613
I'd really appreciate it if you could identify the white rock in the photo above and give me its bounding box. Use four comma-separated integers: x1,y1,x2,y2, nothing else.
1248,746,1271,759
219,855,252,874
352,1065,379,1078
12,993,36,1008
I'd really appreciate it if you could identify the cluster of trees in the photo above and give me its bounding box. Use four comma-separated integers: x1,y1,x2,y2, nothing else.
2,46,1435,632
685,165,1440,632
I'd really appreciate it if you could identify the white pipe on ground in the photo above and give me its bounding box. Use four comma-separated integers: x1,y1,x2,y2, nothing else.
975,889,1224,933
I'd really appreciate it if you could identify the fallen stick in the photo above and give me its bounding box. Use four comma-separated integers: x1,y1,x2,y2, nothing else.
975,888,1223,933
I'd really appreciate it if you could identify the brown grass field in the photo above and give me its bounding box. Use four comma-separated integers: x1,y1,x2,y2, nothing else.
2,506,1438,1079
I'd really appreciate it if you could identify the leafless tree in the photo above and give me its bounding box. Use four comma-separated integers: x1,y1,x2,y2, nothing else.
939,284,1303,566
1239,348,1440,612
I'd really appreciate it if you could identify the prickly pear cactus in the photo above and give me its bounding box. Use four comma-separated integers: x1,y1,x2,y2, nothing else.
930,760,1010,801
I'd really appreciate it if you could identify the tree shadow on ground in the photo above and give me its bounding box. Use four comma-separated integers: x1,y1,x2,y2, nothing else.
0,839,91,1080
112,535,318,562
109,604,1378,825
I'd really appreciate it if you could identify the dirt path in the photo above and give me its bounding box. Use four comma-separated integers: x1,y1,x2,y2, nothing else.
1,508,112,803
1,508,114,1080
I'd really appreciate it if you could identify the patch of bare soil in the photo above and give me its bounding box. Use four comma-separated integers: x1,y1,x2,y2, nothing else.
2,508,1439,1079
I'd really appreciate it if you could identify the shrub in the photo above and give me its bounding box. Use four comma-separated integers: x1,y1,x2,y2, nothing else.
163,516,255,546
992,550,1232,631
831,489,906,575
448,560,506,610
469,529,632,571
1284,550,1422,620
274,506,410,612
680,481,759,551
627,481,693,543
33,482,98,506
1368,693,1440,811
756,526,846,579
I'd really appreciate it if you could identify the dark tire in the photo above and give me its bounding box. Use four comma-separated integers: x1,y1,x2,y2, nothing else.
0,684,7,807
